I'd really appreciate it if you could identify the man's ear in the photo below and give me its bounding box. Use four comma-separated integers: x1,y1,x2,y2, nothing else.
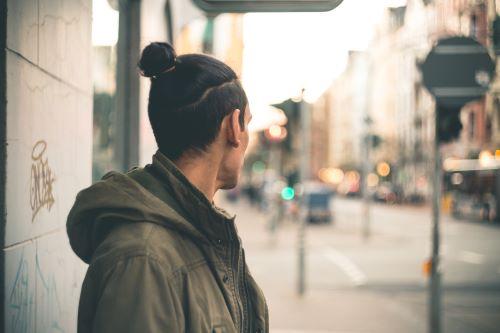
226,109,241,148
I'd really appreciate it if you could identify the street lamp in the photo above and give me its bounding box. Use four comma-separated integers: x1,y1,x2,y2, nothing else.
376,162,391,177
265,125,288,143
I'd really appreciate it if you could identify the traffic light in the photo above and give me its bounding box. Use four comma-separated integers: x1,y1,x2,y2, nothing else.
286,170,300,188
437,106,463,143
271,98,302,153
493,15,500,55
281,187,295,201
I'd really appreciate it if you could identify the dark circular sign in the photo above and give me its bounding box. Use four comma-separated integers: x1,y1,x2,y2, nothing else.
421,36,496,108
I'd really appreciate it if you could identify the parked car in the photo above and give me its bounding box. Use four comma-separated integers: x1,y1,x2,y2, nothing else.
303,182,334,224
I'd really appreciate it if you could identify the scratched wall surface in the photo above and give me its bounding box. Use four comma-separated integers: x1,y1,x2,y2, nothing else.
4,0,92,332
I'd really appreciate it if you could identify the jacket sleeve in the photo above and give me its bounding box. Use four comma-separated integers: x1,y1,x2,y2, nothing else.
91,255,185,333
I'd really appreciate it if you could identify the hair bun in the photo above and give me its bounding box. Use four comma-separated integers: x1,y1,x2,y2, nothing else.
138,42,177,78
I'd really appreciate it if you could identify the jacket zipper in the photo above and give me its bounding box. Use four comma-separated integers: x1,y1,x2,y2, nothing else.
226,223,245,333
239,248,250,332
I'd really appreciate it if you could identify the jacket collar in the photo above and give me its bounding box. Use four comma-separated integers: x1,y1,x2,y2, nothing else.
151,150,236,245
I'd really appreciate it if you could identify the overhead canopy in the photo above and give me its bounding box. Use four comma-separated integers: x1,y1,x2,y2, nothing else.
191,0,344,13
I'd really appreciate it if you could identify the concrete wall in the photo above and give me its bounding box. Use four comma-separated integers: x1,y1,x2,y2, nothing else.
3,0,92,332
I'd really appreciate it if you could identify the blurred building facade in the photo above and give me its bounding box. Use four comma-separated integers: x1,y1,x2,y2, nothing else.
317,0,500,206
310,93,331,176
317,51,368,172
372,1,435,198
387,0,500,206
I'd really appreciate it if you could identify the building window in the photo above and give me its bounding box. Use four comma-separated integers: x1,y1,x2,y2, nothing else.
470,14,478,38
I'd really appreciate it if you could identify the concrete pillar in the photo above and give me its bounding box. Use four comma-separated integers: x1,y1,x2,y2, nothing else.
0,0,92,331
115,0,141,171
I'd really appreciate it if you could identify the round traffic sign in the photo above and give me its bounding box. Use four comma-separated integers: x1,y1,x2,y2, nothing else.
421,36,496,108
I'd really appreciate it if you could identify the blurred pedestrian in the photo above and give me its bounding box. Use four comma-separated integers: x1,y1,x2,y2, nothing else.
67,42,268,333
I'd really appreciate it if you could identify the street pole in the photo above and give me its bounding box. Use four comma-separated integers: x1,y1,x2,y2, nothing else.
429,105,442,333
362,54,374,241
361,121,372,241
419,34,495,333
269,143,281,242
298,93,310,296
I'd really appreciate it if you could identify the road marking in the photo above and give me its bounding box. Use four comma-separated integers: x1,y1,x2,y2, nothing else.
458,250,485,265
323,247,367,286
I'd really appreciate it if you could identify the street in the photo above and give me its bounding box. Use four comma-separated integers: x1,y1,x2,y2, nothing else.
220,196,500,333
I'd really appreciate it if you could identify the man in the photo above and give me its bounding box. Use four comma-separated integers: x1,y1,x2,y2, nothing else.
67,42,268,333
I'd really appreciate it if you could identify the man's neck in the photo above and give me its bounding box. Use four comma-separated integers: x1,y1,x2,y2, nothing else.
173,153,220,202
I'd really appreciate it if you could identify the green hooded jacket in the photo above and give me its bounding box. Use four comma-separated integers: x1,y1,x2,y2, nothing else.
67,151,269,333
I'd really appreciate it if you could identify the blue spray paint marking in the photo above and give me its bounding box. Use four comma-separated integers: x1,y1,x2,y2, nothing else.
9,250,34,333
7,247,66,333
36,248,64,333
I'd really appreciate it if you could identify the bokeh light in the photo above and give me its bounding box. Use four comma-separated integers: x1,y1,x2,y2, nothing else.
376,162,391,177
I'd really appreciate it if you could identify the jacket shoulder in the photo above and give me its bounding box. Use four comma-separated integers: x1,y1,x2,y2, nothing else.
90,222,206,277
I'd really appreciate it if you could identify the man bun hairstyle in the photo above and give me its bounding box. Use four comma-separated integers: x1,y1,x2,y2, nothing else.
138,42,177,78
138,42,248,160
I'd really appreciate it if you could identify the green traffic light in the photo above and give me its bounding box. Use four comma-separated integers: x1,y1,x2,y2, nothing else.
281,187,295,201
252,161,266,174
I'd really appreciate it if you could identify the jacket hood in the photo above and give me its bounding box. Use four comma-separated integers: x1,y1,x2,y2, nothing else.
67,155,221,264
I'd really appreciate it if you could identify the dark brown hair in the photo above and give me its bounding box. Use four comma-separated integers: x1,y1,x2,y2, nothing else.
138,42,248,160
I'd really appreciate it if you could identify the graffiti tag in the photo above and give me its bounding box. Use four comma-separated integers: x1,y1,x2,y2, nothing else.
9,252,34,333
36,251,64,332
30,140,55,222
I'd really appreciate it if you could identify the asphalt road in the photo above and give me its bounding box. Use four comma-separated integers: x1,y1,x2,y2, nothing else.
219,195,500,333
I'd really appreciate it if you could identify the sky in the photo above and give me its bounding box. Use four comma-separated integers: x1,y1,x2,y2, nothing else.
92,0,119,46
242,0,408,115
